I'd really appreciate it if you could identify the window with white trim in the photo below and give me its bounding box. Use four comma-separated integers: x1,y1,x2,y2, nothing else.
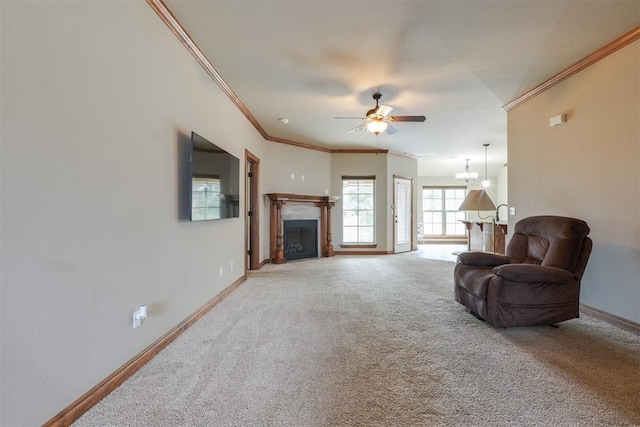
422,186,467,236
342,176,375,243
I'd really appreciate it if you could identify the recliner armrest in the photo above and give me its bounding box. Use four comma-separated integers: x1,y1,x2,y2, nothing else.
492,264,574,283
457,251,510,267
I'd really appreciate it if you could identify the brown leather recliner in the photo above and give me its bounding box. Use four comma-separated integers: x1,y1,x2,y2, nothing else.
454,215,592,327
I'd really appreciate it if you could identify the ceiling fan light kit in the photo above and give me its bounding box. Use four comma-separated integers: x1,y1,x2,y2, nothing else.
366,120,388,135
336,92,426,136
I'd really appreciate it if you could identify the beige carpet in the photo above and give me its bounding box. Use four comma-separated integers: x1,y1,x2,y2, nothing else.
74,253,640,426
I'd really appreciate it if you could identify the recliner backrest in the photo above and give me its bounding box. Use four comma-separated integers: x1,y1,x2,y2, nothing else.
506,216,591,273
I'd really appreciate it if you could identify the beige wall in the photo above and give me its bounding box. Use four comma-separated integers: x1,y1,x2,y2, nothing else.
261,142,331,196
496,165,508,222
330,152,419,253
260,141,332,260
11,1,638,425
1,5,418,423
0,2,331,424
508,41,640,323
331,153,389,251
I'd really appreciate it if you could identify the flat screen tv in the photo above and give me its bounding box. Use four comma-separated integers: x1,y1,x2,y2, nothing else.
189,131,240,221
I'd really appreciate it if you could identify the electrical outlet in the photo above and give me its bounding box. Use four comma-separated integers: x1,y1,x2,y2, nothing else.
301,175,305,181
509,206,516,216
219,266,223,277
230,261,234,271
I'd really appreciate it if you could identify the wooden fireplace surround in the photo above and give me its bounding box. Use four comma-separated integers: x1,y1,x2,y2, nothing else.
266,193,339,264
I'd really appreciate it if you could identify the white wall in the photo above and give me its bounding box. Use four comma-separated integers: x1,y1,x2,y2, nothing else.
508,40,640,324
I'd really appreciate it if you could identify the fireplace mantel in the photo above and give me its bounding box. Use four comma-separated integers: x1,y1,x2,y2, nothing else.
266,193,340,264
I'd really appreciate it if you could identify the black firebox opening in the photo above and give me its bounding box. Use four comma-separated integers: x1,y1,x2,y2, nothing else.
284,220,318,261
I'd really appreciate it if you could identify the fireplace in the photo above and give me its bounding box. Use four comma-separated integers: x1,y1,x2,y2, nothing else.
266,193,339,264
284,220,318,261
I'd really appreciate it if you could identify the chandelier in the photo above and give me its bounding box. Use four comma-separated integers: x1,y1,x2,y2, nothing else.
455,159,478,183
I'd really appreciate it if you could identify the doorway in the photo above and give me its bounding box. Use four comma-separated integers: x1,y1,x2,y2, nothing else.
393,175,413,253
245,150,260,271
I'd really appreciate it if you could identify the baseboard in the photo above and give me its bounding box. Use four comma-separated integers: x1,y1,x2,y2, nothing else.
44,275,247,427
334,250,391,255
580,303,640,335
419,239,467,244
43,277,637,426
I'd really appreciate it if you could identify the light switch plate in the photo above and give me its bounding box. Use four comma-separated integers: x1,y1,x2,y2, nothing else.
133,311,142,329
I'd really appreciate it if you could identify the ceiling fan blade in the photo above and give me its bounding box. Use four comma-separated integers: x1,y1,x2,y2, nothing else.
377,105,394,117
334,116,365,120
345,124,368,134
385,124,399,135
390,115,426,122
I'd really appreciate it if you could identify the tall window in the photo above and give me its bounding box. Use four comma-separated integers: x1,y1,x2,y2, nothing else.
342,177,375,243
191,176,221,220
422,187,467,236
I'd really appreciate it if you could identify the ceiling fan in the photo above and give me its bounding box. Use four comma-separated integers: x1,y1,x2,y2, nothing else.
335,92,426,135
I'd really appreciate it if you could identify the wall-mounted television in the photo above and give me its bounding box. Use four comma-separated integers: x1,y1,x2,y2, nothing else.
189,131,240,221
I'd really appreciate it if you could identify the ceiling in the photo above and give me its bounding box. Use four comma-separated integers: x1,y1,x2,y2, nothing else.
163,0,640,178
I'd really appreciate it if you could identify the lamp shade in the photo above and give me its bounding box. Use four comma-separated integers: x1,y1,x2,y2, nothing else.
458,189,497,211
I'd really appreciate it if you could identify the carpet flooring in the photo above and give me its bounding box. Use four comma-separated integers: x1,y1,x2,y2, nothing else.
74,253,640,426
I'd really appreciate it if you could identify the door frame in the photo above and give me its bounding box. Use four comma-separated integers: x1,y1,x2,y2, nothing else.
245,150,260,271
393,175,413,254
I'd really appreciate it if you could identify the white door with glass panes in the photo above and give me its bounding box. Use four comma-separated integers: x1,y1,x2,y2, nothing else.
422,187,467,237
394,177,412,253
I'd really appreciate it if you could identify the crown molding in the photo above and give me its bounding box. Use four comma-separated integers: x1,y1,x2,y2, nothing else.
265,135,332,153
388,150,419,160
149,1,640,148
147,0,402,156
332,148,389,154
146,0,267,136
503,25,640,112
